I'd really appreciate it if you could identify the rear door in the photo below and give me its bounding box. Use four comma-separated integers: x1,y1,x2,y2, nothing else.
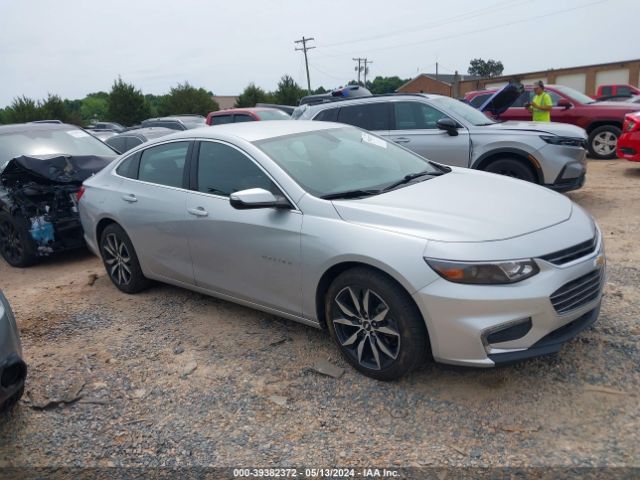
335,102,391,136
388,101,470,167
113,141,195,285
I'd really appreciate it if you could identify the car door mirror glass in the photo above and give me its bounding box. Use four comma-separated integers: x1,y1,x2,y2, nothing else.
557,99,572,110
436,118,459,136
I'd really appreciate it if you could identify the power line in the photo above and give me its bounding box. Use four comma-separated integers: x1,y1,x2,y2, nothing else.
294,36,315,94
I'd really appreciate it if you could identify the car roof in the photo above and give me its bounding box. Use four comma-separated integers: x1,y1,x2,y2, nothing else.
145,120,344,144
209,108,278,115
0,122,79,135
299,93,445,113
111,127,175,139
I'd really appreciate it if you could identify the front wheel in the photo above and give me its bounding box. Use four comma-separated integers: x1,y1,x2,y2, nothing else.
588,125,621,159
0,212,38,268
325,267,429,381
100,223,150,294
484,158,536,183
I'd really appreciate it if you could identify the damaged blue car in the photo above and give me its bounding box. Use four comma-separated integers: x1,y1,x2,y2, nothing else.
0,123,117,267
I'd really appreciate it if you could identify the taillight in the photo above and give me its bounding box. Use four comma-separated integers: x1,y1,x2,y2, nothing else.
76,186,86,202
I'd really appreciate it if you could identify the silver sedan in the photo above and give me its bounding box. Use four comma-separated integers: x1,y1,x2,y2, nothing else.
79,121,605,380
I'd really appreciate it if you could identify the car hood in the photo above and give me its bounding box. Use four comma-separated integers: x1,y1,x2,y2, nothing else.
332,169,573,242
482,120,587,138
478,83,524,115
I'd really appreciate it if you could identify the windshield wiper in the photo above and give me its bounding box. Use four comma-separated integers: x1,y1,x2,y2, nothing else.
321,189,382,200
382,170,441,192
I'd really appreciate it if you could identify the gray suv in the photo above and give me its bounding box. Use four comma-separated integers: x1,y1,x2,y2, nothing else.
294,94,588,191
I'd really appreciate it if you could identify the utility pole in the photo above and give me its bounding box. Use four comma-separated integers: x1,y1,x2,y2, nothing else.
353,57,366,85
435,62,439,81
363,58,373,85
295,36,315,94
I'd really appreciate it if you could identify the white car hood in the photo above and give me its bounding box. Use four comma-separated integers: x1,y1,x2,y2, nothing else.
332,169,573,242
486,121,587,138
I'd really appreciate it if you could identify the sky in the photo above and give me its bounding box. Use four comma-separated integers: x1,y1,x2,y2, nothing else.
0,0,637,106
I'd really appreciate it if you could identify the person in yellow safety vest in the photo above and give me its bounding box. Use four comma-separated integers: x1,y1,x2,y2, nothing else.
525,80,553,122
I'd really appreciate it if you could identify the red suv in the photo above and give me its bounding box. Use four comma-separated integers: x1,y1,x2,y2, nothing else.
206,107,289,126
465,84,640,159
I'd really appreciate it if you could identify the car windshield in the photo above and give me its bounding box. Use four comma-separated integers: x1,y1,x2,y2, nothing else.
553,85,596,104
255,127,442,198
429,96,496,126
256,110,290,121
0,127,116,166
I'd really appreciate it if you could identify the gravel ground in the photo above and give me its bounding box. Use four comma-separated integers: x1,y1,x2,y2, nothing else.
0,159,638,470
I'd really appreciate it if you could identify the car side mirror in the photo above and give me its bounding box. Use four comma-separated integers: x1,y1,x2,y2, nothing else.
436,118,460,136
557,99,572,110
230,188,291,210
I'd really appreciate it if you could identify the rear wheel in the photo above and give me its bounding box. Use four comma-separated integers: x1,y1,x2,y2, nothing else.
484,158,536,183
0,212,38,267
100,223,150,294
588,125,621,159
325,267,428,381
1,386,24,412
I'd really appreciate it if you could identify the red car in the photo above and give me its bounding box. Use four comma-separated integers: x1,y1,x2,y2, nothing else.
617,112,640,162
465,84,640,159
206,107,289,126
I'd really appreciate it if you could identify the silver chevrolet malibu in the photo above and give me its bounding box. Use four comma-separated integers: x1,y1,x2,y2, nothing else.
79,121,605,380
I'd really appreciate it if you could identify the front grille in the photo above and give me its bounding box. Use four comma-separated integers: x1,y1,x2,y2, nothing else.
550,268,604,315
540,235,598,265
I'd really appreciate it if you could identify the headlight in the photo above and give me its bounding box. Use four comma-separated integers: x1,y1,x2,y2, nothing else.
626,120,636,132
540,135,584,147
425,258,540,285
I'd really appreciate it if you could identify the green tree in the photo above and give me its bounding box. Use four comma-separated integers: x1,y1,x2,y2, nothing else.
161,82,218,116
40,94,69,122
107,77,151,126
367,76,408,94
235,83,269,108
5,96,42,123
80,95,109,123
145,94,167,118
468,58,504,78
312,86,328,94
273,75,306,105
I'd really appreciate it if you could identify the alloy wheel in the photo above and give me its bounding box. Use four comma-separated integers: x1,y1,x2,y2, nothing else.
592,131,617,156
0,220,24,265
102,233,132,286
331,286,401,370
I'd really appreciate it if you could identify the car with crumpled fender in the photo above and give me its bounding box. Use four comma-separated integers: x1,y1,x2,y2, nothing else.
0,123,117,267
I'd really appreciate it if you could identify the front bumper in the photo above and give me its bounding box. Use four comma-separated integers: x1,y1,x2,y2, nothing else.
413,242,605,367
536,143,587,192
616,131,640,162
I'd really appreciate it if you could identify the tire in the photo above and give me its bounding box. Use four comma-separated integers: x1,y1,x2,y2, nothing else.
588,125,621,160
1,386,24,412
99,223,150,294
0,212,39,268
325,267,429,381
484,158,536,183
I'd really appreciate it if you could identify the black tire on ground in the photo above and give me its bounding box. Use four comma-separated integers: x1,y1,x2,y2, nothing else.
484,158,537,183
99,223,151,294
588,125,621,160
325,267,429,381
0,212,39,268
1,386,24,412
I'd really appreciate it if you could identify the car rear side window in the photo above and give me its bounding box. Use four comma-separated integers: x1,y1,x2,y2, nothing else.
196,141,275,197
314,108,338,122
138,142,189,188
115,151,141,179
337,103,390,130
210,115,233,126
600,86,612,96
392,102,447,130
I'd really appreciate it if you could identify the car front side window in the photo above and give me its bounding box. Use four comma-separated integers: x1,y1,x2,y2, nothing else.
196,141,276,197
138,141,189,188
393,102,448,130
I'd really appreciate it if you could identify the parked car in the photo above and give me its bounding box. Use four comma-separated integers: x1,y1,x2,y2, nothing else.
596,95,640,103
465,84,640,159
295,93,588,192
85,122,125,133
206,108,290,126
105,127,174,154
89,130,117,142
0,123,117,267
616,112,640,162
255,103,295,115
79,121,604,380
595,84,640,99
296,85,373,110
0,290,27,411
141,115,206,131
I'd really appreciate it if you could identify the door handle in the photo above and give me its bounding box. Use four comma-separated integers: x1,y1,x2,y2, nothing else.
122,194,137,203
393,137,410,144
187,207,209,217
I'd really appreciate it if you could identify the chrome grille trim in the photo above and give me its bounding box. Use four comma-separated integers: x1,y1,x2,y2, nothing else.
550,268,604,315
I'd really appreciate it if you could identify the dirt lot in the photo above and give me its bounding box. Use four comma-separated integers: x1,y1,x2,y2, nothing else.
0,159,639,470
